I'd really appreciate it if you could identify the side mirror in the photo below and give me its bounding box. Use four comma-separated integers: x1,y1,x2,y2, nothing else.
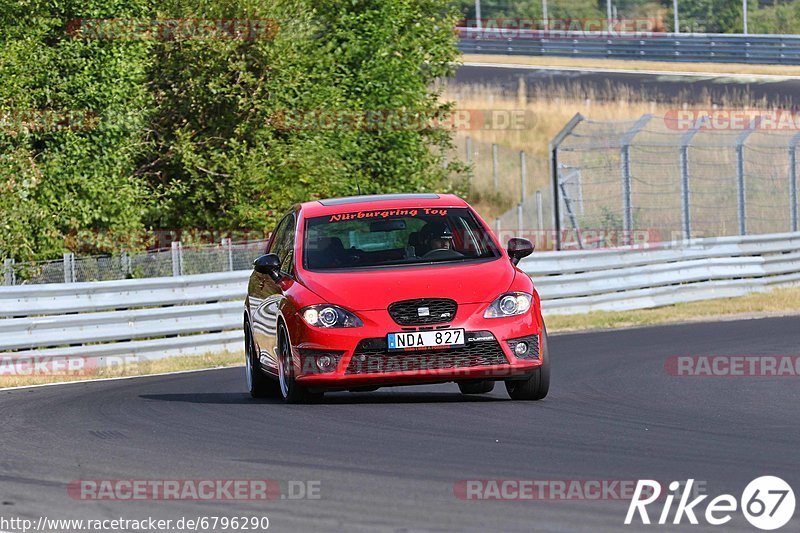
507,238,534,266
253,253,282,280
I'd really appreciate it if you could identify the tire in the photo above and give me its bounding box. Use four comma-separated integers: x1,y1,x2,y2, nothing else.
505,324,550,401
245,320,281,398
458,380,495,395
277,323,323,404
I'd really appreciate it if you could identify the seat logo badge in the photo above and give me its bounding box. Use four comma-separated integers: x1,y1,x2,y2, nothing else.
417,307,430,317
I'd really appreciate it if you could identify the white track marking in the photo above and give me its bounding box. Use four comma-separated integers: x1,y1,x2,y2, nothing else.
462,61,800,81
0,364,244,392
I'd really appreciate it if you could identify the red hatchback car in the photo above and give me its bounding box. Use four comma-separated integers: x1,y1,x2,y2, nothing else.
244,193,549,403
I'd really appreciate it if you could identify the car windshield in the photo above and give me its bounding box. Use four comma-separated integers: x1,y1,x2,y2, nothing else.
303,207,500,270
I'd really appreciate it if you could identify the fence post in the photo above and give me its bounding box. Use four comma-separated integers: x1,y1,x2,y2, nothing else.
121,251,133,278
790,132,800,232
679,124,701,241
620,115,653,246
494,217,502,245
3,258,14,286
549,113,585,250
536,190,544,232
735,117,760,236
492,143,498,191
223,238,234,271
63,252,75,283
171,241,183,276
465,136,472,163
517,203,524,239
520,151,527,201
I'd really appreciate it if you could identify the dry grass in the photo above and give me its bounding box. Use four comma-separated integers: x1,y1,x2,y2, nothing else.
463,54,800,77
448,88,682,157
445,88,676,218
443,85,790,230
0,350,243,389
546,287,800,333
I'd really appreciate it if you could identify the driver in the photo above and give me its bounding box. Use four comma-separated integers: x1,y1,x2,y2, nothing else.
419,222,456,255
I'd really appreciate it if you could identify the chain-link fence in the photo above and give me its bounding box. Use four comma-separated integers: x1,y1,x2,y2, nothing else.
448,135,554,248
547,113,800,249
3,239,268,286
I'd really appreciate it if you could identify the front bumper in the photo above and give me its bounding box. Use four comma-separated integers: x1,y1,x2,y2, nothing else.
286,303,543,390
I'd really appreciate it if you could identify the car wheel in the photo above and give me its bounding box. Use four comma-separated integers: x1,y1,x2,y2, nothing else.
458,380,495,394
505,324,550,401
277,323,323,404
245,320,281,398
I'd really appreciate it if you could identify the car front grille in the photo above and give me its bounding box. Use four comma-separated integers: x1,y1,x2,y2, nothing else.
345,336,508,375
387,298,457,326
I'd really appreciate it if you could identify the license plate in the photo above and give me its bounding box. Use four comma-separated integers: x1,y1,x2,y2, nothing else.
387,329,465,351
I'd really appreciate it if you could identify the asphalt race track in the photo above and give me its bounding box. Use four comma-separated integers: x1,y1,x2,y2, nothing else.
455,63,800,107
1,316,799,532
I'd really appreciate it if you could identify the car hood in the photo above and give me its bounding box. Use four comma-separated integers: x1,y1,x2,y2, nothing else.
298,258,515,311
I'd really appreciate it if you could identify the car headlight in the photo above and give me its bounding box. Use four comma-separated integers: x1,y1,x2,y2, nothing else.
484,292,532,318
301,305,363,328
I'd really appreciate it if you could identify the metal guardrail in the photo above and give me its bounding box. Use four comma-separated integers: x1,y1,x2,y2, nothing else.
0,232,798,365
522,231,800,314
457,28,800,65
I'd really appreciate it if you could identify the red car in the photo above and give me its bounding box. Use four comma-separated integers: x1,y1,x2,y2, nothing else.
244,193,549,403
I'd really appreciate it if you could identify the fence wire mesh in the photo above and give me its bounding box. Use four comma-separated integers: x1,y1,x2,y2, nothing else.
554,115,800,247
449,135,554,248
3,240,268,286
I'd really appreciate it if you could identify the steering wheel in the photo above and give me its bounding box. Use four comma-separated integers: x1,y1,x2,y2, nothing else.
345,248,364,265
421,249,464,261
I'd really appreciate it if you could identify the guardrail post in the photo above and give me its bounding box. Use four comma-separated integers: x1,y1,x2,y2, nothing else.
3,258,14,286
549,113,585,250
520,151,527,201
789,132,800,232
223,238,234,271
735,117,760,236
679,124,702,241
63,253,75,283
620,115,653,245
171,241,183,276
492,143,498,191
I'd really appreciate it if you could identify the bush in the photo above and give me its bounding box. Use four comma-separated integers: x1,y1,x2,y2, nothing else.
0,0,464,261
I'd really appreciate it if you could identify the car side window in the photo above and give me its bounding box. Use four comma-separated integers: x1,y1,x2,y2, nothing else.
270,213,296,275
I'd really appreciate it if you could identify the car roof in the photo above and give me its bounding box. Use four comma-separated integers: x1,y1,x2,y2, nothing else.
300,193,469,217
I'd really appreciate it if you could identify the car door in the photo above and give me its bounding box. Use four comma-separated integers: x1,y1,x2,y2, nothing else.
249,211,296,374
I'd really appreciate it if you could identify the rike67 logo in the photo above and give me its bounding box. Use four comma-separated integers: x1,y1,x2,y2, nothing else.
625,477,795,530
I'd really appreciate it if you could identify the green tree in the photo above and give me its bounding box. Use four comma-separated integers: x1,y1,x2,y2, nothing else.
0,0,464,261
0,0,154,262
